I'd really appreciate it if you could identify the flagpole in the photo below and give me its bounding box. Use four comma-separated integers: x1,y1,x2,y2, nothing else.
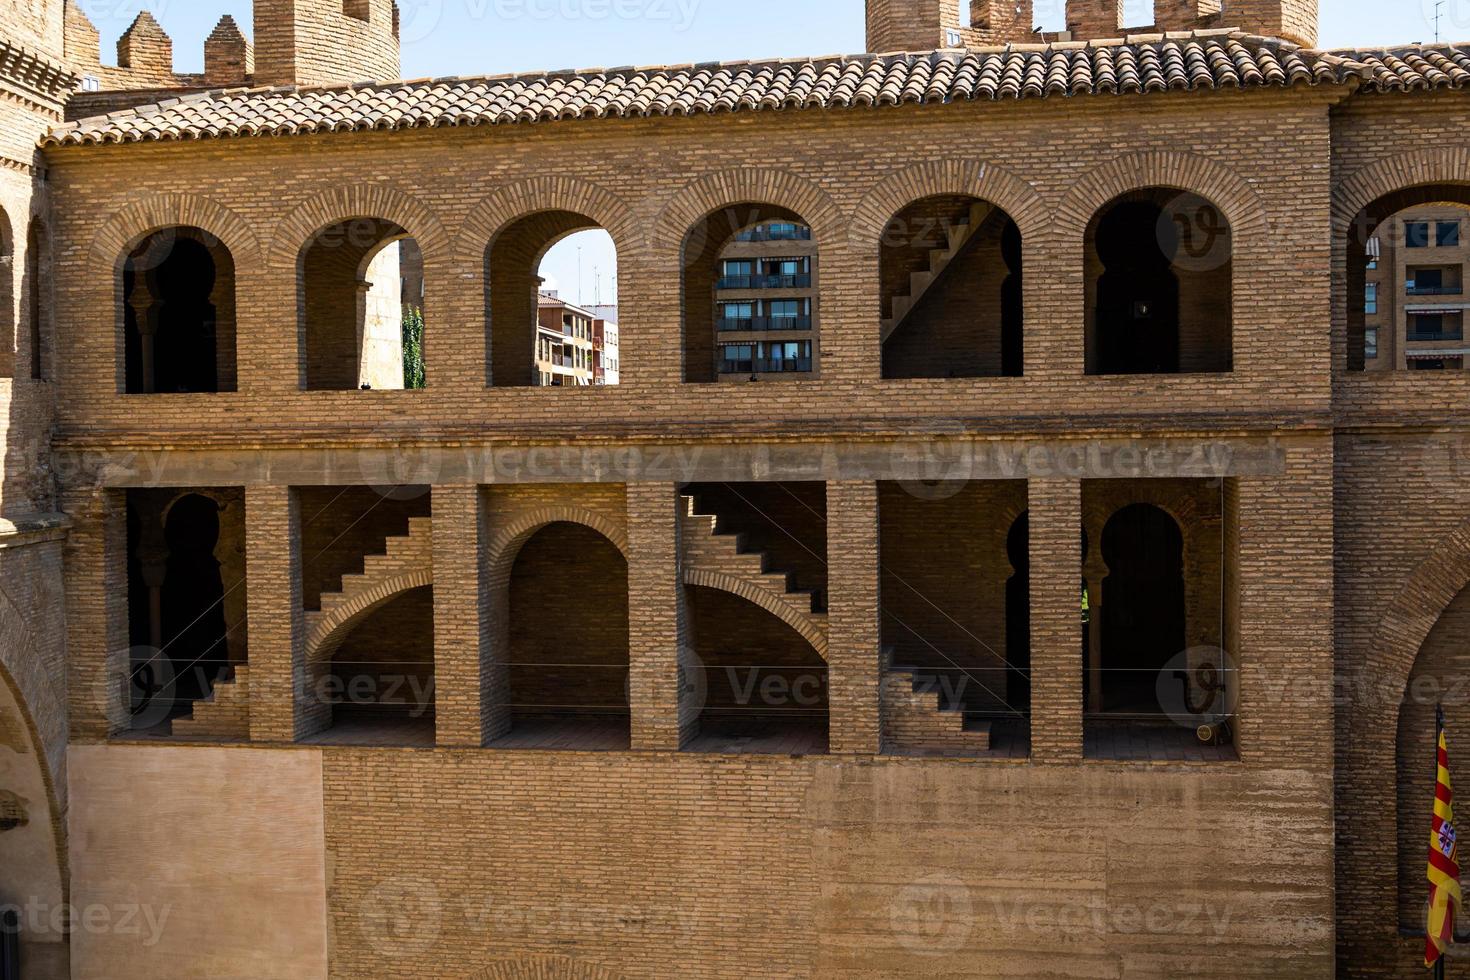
1438,703,1449,980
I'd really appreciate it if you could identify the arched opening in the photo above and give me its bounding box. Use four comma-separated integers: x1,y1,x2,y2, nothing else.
682,205,818,383
1098,503,1185,714
126,491,240,728
880,195,1022,379
0,670,67,974
1347,186,1470,372
0,209,13,378
486,212,619,387
1396,583,1470,933
122,227,237,393
25,218,48,382
326,585,435,743
1082,478,1237,761
502,522,630,748
1085,188,1232,375
878,480,1030,757
299,218,425,391
684,584,828,755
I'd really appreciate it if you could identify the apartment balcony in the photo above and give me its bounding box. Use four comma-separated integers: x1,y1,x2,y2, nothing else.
1408,329,1466,342
718,356,814,375
732,225,812,243
1406,285,1464,296
716,315,814,332
716,274,812,290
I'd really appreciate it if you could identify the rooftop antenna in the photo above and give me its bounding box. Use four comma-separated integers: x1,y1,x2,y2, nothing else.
1437,0,1445,42
594,265,601,305
577,245,583,305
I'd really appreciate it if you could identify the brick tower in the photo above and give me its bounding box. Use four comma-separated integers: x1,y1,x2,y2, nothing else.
253,0,400,88
1068,0,1317,46
866,0,1037,52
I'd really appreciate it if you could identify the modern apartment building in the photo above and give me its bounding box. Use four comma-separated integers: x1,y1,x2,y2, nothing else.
535,290,595,386
714,220,818,380
1364,204,1470,370
587,304,621,385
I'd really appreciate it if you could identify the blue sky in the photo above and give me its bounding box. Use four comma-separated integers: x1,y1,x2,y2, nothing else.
72,0,1463,306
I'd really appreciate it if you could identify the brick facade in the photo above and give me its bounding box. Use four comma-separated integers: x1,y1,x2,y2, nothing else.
1,0,1469,975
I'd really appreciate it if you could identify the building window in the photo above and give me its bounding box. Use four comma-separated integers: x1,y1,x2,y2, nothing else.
1439,221,1462,247
719,340,813,375
1365,283,1378,314
1406,221,1432,248
1365,327,1378,359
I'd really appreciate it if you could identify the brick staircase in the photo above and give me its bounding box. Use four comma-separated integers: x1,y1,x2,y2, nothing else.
306,516,433,655
881,201,993,343
170,665,250,739
881,647,993,755
679,495,827,646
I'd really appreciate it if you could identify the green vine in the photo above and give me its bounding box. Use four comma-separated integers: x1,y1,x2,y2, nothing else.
402,305,426,389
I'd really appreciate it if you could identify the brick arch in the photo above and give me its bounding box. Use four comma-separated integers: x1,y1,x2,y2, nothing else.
1332,144,1470,237
651,167,846,253
465,954,626,980
307,569,434,662
1337,516,1470,951
1055,150,1269,245
456,176,638,258
89,192,261,270
266,183,449,268
0,585,69,909
849,159,1049,247
486,506,630,582
682,566,829,660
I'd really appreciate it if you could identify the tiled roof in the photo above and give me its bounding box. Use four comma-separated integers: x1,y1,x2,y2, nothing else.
40,30,1470,148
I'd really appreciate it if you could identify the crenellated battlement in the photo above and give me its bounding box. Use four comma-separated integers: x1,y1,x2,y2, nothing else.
61,0,398,96
867,0,1316,52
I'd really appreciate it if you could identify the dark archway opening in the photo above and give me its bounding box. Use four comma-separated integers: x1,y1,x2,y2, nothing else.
1086,188,1232,375
1098,502,1185,714
127,492,231,723
124,229,236,393
880,195,1022,379
1005,511,1031,714
503,522,630,748
26,218,48,382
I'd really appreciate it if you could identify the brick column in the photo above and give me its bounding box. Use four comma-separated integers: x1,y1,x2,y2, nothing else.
1068,0,1124,40
1028,478,1083,763
433,485,488,746
826,481,882,754
246,486,320,741
63,488,130,739
625,482,696,750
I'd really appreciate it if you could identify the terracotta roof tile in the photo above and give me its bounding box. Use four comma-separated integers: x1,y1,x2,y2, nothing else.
40,32,1470,149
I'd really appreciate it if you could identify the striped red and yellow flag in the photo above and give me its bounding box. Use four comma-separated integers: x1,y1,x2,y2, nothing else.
1428,712,1463,969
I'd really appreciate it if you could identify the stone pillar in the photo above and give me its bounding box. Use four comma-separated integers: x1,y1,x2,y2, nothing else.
433,485,490,746
1029,478,1084,763
826,481,882,754
63,488,130,739
128,282,157,394
625,482,696,751
246,486,319,741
